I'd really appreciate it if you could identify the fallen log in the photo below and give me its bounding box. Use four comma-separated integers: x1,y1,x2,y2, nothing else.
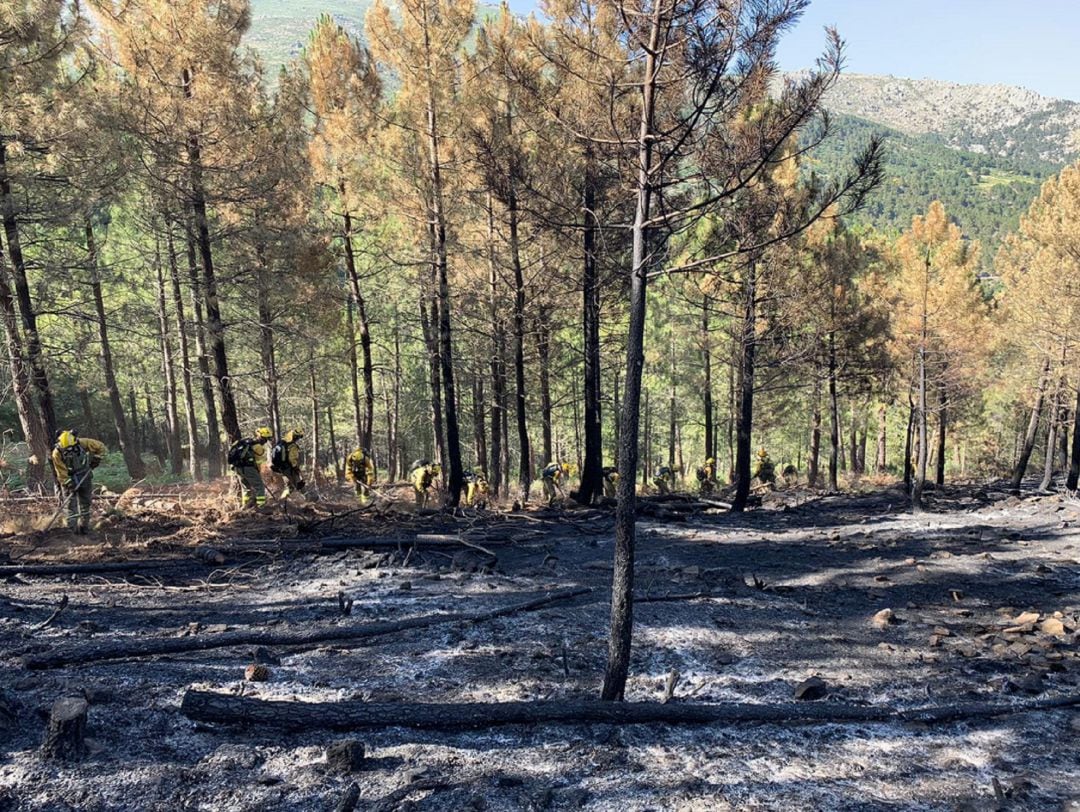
180,691,1080,732
0,559,197,578
22,586,590,670
319,536,507,552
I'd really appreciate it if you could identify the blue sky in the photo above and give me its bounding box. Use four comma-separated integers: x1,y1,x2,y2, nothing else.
507,0,1080,101
774,0,1080,101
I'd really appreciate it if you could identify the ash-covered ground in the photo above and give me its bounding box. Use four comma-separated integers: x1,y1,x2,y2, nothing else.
1,483,1078,811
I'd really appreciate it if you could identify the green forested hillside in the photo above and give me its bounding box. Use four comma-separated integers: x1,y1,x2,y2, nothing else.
247,0,370,65
809,114,1055,260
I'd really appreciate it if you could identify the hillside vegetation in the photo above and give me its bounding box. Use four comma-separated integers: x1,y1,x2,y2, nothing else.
809,114,1052,260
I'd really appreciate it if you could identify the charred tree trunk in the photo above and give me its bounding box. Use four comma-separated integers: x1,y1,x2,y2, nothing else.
1040,374,1063,492
185,219,221,477
183,68,239,444
642,389,651,489
603,5,660,701
935,382,947,486
417,12,464,508
876,402,888,473
486,194,505,497
310,364,322,487
166,224,200,480
613,368,621,461
255,251,280,437
538,306,553,465
419,292,445,468
154,237,182,474
577,158,604,504
912,252,931,510
808,376,821,488
344,298,362,445
0,144,55,439
327,404,343,483
1068,388,1080,491
473,376,487,474
340,191,374,450
732,259,758,512
86,222,145,480
1058,400,1070,474
726,351,736,482
827,325,839,492
0,232,48,486
509,192,531,500
392,314,403,478
668,333,677,471
1012,357,1051,494
144,386,165,466
904,393,915,492
77,386,97,438
702,296,714,464
846,406,855,475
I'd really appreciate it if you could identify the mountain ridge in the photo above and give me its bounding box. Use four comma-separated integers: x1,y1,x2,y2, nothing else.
801,72,1080,165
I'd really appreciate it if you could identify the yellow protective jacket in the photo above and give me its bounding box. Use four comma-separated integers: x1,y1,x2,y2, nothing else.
281,431,302,469
411,465,435,493
345,449,375,484
52,438,106,482
251,440,268,466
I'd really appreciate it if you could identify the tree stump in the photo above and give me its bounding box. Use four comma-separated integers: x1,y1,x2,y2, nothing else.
326,739,366,773
41,697,88,761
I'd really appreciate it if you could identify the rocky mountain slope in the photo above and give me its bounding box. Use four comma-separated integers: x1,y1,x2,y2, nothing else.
818,73,1080,165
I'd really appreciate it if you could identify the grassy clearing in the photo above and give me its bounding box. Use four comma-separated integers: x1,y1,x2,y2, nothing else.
977,169,1037,190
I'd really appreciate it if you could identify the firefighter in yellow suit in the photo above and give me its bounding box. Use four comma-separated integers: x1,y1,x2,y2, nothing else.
345,448,376,505
464,470,490,507
275,429,307,499
602,466,619,498
411,462,441,510
51,430,106,534
541,462,570,505
229,427,271,509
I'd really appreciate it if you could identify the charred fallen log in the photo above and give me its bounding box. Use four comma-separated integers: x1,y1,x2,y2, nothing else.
179,690,1080,732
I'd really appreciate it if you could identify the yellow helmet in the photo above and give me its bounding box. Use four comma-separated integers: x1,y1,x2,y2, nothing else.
57,430,78,449
561,463,570,474
292,428,305,439
431,463,442,475
706,457,715,465
255,427,273,439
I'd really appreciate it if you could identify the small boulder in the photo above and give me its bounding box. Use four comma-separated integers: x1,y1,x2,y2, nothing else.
872,608,896,629
1009,611,1040,626
793,676,827,701
1039,617,1066,637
